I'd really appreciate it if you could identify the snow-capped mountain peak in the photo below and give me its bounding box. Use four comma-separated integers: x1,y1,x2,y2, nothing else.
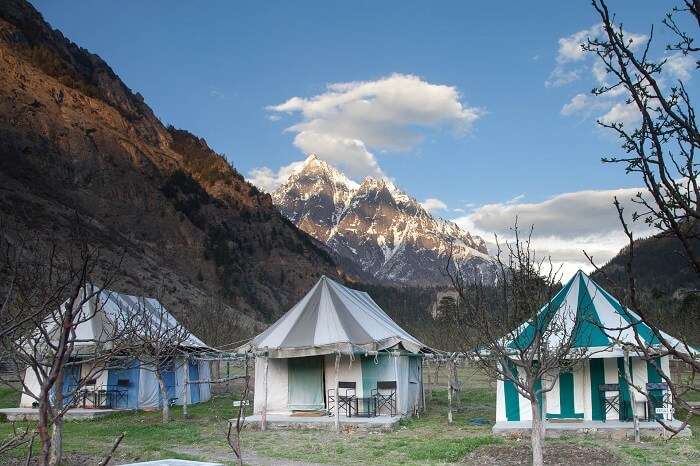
273,156,496,285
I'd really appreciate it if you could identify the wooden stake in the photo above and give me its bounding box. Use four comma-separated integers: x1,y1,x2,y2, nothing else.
447,359,454,425
97,432,125,466
261,356,269,432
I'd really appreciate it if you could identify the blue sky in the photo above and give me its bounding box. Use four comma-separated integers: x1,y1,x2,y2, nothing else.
29,1,696,275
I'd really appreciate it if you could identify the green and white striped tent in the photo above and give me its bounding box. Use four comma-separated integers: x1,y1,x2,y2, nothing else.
496,270,684,424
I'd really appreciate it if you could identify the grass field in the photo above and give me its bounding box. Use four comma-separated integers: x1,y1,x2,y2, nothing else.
0,366,698,465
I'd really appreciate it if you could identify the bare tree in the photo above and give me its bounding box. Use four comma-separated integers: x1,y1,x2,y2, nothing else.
582,0,700,433
120,297,194,423
446,224,587,466
227,354,252,466
0,228,128,466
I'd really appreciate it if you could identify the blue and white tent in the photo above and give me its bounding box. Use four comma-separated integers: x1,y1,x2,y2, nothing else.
20,286,212,410
496,270,687,425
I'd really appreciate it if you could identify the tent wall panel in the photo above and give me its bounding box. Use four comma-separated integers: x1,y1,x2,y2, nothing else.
253,357,288,414
137,365,160,409
199,360,212,402
323,354,363,399
496,379,506,422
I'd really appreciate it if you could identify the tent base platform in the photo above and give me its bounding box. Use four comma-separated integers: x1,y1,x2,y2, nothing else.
0,407,119,422
492,420,691,439
245,413,402,431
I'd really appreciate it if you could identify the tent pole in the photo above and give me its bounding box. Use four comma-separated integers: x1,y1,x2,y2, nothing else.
183,356,190,418
334,353,340,432
261,356,268,431
393,352,399,417
420,357,426,414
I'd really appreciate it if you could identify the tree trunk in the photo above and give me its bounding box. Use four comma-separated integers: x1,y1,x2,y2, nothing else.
49,370,64,466
37,388,52,466
156,368,170,423
531,398,544,466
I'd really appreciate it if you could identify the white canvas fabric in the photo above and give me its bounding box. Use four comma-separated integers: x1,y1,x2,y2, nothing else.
253,357,289,414
138,365,160,408
246,276,425,357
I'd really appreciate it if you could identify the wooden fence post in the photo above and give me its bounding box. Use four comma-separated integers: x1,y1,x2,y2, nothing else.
261,356,269,431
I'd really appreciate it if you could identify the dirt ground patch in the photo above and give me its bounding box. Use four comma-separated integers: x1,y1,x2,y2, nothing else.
462,442,620,466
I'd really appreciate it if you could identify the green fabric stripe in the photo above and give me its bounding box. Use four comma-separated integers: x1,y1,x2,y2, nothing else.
545,412,585,419
504,362,520,421
574,275,610,347
510,277,575,349
617,357,633,421
593,281,658,345
590,358,606,421
647,358,664,420
558,370,582,418
647,358,662,383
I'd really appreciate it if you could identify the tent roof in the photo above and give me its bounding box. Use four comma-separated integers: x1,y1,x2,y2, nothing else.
50,285,209,350
245,276,426,357
507,270,688,354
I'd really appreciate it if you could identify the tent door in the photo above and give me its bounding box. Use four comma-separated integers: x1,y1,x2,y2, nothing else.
189,360,200,404
159,361,177,406
288,356,324,411
61,364,81,406
547,370,583,419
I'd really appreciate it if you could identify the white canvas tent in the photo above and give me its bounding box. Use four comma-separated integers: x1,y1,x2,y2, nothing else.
20,286,212,410
243,276,426,417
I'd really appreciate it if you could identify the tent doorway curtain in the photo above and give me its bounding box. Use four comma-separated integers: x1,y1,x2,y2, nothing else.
288,356,324,410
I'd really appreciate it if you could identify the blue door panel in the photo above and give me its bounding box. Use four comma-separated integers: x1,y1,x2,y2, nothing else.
188,360,200,404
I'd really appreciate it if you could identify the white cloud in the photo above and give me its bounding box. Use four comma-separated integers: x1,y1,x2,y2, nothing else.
547,24,646,88
556,24,601,63
453,187,655,279
248,160,307,193
420,198,448,212
664,52,695,81
545,67,581,88
506,194,525,204
560,93,611,117
292,131,384,179
599,102,640,126
266,73,483,178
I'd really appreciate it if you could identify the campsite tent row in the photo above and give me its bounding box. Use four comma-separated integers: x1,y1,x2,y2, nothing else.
243,276,427,416
20,288,212,409
497,270,682,424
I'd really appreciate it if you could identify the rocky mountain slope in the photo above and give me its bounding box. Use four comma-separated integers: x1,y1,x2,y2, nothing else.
0,0,344,345
273,155,496,285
